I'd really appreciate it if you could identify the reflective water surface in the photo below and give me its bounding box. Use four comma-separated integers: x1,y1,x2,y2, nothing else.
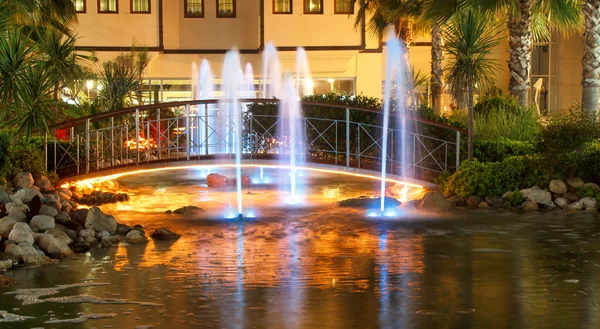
2,168,600,329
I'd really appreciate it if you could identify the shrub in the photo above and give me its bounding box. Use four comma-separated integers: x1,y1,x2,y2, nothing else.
506,190,525,206
539,107,600,153
473,93,523,115
0,130,47,185
474,107,540,141
474,137,536,162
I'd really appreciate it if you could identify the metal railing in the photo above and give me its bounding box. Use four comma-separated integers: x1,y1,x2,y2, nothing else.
46,99,465,181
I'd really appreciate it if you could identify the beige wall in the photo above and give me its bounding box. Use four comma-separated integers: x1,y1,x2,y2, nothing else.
556,33,583,111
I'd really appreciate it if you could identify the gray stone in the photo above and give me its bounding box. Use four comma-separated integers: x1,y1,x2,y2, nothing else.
96,231,110,239
478,202,490,208
34,176,52,191
528,190,552,205
549,180,568,195
39,205,58,217
173,206,206,216
466,196,481,208
125,230,148,244
419,191,455,211
566,177,585,189
583,182,600,192
60,201,72,213
12,222,31,232
66,229,77,242
447,196,462,206
554,197,570,209
45,228,72,245
502,191,513,200
520,186,540,199
0,187,11,204
84,207,117,234
58,191,71,202
581,197,597,210
38,234,71,258
58,188,72,198
5,203,29,221
79,229,95,238
0,216,17,239
29,215,55,232
8,229,33,245
150,228,181,240
116,223,132,235
100,236,114,248
567,200,584,210
522,200,539,210
18,242,49,265
84,236,99,246
564,192,580,202
11,187,42,204
5,244,25,263
0,259,12,270
487,197,507,208
14,172,34,189
70,208,89,226
54,211,71,225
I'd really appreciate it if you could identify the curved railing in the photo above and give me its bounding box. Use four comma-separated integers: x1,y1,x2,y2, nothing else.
46,99,465,181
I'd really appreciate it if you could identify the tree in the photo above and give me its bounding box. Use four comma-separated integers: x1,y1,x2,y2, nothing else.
443,9,501,161
97,48,149,111
582,0,600,115
3,0,78,35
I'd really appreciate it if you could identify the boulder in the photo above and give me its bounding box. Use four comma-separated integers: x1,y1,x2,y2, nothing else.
566,177,585,189
116,223,133,235
447,196,463,206
520,186,540,199
581,197,597,210
78,229,95,239
125,230,148,244
84,236,99,246
17,242,47,265
84,207,117,234
8,229,33,245
206,173,228,187
502,191,513,200
549,180,568,195
38,234,71,258
57,191,71,201
486,197,507,208
54,211,71,225
60,201,72,213
583,183,600,192
13,222,31,232
58,188,73,198
566,200,584,211
34,176,52,191
478,202,490,208
100,236,114,248
466,196,481,208
11,187,42,204
14,172,34,189
150,228,181,240
39,205,58,218
522,200,539,210
554,197,570,209
0,187,11,204
133,224,145,234
70,208,89,226
96,231,110,240
419,191,455,211
5,202,29,221
0,216,17,239
0,259,12,270
5,244,25,263
173,206,207,216
29,215,55,232
564,192,580,202
528,190,552,205
45,228,72,245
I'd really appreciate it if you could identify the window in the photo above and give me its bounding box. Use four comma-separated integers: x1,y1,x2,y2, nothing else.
131,0,150,13
335,0,352,14
98,0,118,13
304,0,322,14
217,0,235,18
185,0,204,17
273,0,292,14
73,0,86,13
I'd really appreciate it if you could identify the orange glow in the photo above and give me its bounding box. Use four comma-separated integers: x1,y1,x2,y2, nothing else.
124,136,157,151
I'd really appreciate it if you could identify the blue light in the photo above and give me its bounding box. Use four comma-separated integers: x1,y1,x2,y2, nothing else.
224,210,237,219
383,208,398,217
245,210,256,218
367,209,379,217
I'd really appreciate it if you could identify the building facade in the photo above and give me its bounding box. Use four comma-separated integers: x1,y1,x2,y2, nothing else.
72,0,583,113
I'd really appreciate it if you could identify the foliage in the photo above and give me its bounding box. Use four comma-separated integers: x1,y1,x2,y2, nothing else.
506,190,525,206
539,107,600,153
473,92,523,115
0,130,46,184
474,137,536,162
576,185,599,199
415,104,467,129
474,106,541,141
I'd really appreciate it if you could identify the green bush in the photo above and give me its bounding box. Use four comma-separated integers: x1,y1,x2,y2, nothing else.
474,137,536,162
0,130,47,186
506,190,525,206
474,107,540,141
473,94,523,115
539,108,600,153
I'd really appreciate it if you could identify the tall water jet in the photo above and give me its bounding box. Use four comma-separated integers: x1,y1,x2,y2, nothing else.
220,50,245,217
192,60,215,155
295,47,313,96
244,63,255,98
262,42,281,99
277,75,306,205
380,30,409,214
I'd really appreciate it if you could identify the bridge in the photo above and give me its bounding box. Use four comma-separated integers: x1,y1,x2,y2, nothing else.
45,99,465,183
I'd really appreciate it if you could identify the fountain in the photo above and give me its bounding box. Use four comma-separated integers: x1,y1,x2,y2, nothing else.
295,47,313,96
262,42,282,98
191,60,215,155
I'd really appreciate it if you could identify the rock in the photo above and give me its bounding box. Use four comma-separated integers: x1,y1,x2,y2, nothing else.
447,196,462,206
100,236,114,248
584,183,600,192
84,207,117,234
11,187,42,204
60,201,72,213
38,234,71,258
206,173,228,187
522,200,539,210
71,241,91,253
581,197,597,210
0,187,11,204
70,208,89,226
502,191,512,200
478,202,490,208
420,191,455,211
84,236,99,246
18,242,48,265
0,260,12,271
554,197,570,209
337,197,401,209
5,244,25,263
165,210,173,214
14,172,34,189
8,229,33,244
13,222,31,233
58,191,71,201
45,228,72,245
26,195,42,219
549,180,568,195
520,186,540,199
466,196,481,208
29,215,55,232
116,223,132,235
133,224,145,235
528,190,552,205
79,229,95,239
65,229,77,242
0,275,16,287
34,176,52,191
125,230,148,244
150,228,181,240
564,192,580,202
487,197,507,208
58,188,73,198
96,231,110,240
173,206,207,216
0,216,17,239
566,177,585,189
566,200,584,211
5,202,29,221
39,204,58,217
54,211,71,225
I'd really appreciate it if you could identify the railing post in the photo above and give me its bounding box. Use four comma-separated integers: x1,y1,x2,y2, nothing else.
85,118,90,174
44,132,48,171
205,103,209,155
96,130,99,170
76,133,80,175
146,118,151,163
53,139,57,173
345,108,350,167
110,117,114,167
456,131,461,170
185,104,191,160
357,125,360,168
157,108,161,160
135,109,140,165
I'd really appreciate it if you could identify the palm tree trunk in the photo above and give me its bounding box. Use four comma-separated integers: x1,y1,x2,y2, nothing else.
430,22,444,115
507,0,534,108
582,0,600,116
467,66,474,162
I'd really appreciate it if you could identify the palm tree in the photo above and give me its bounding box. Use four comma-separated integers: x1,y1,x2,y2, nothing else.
443,9,501,161
97,49,149,111
582,0,600,115
4,0,78,35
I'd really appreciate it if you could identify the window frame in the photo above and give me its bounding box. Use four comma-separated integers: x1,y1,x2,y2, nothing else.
334,0,353,14
184,0,204,18
74,0,86,13
216,0,236,18
303,0,323,14
97,0,119,13
273,0,292,14
130,0,150,13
